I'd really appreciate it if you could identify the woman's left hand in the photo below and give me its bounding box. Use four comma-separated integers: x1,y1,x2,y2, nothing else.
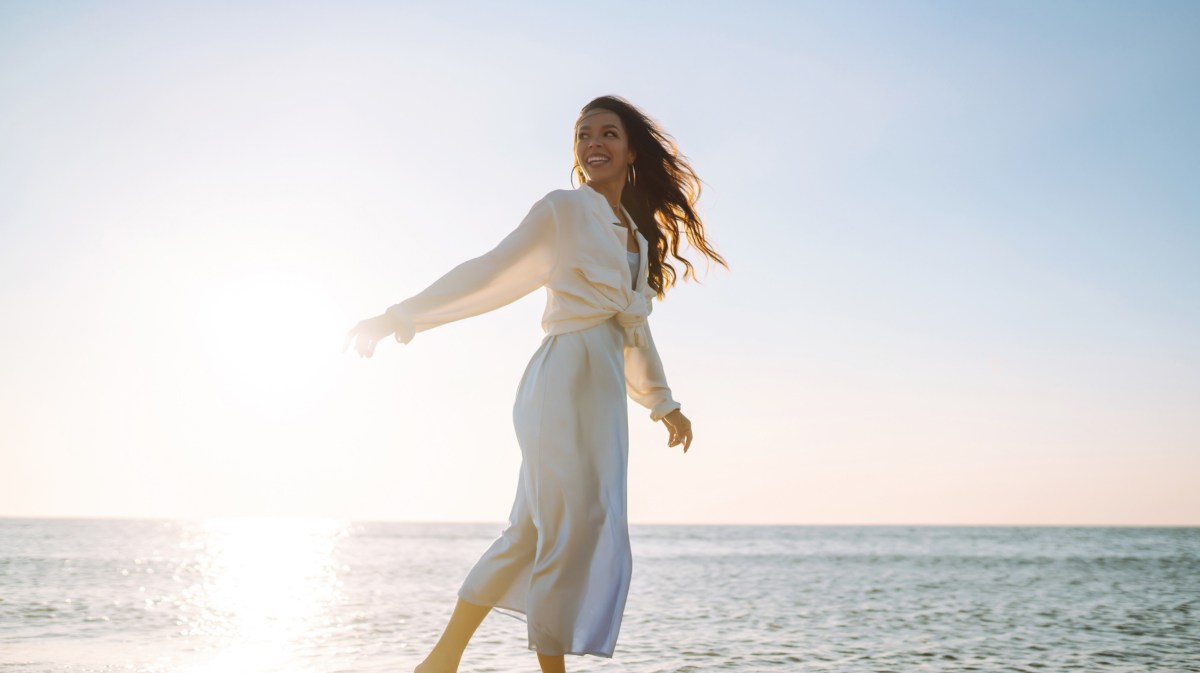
662,409,693,453
343,313,401,358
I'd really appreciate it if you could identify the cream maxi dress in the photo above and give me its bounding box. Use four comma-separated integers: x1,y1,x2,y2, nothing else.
385,183,681,658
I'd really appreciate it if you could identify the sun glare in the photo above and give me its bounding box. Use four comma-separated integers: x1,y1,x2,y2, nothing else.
179,517,348,673
187,269,342,416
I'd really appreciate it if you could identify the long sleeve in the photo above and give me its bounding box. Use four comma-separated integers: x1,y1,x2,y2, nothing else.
387,195,560,343
624,318,682,422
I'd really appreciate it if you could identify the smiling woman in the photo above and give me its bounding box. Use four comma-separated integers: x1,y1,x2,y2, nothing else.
344,95,727,673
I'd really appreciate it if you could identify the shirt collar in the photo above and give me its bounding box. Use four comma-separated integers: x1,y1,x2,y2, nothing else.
578,182,637,229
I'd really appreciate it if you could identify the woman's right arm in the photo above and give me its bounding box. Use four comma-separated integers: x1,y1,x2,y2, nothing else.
385,194,561,343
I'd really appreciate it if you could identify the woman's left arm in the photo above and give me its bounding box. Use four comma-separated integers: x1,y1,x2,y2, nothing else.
625,319,692,452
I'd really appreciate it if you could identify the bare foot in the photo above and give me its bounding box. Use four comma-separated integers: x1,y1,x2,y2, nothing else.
413,653,460,673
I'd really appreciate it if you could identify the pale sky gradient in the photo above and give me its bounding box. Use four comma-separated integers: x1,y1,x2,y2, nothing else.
1,1,1197,525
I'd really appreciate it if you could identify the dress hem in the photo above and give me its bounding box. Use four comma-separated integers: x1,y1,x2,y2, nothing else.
457,590,617,659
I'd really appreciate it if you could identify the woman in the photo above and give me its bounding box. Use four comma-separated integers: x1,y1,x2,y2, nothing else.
344,95,727,673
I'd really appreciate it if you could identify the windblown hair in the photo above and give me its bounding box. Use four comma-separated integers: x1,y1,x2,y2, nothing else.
573,95,728,299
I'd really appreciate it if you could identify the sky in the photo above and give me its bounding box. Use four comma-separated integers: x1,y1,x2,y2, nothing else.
1,0,1197,525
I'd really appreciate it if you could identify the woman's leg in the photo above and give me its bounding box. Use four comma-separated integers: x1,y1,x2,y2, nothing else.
413,597,490,673
536,652,566,673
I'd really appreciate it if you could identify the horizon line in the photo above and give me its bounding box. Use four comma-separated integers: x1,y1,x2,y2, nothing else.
1,515,1196,528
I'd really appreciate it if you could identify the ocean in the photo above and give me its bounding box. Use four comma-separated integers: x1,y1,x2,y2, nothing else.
1,520,1196,672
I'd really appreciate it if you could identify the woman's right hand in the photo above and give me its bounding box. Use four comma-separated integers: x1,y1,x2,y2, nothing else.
343,313,402,358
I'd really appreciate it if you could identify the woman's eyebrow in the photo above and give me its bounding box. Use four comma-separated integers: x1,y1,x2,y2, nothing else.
577,124,620,132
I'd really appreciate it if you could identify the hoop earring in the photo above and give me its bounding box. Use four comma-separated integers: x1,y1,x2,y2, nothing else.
627,163,637,187
570,165,583,188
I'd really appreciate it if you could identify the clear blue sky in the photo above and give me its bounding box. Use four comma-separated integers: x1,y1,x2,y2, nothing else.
1,1,1197,524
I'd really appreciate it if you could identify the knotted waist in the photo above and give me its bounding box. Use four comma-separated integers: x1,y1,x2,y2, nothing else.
538,273,654,349
540,293,652,349
613,293,650,349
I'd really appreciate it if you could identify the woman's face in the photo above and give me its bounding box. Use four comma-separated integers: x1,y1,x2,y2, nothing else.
574,108,636,187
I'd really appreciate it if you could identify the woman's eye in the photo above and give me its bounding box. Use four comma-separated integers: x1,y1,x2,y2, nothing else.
605,131,617,137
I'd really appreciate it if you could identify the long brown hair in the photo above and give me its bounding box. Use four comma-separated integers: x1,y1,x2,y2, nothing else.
572,95,728,299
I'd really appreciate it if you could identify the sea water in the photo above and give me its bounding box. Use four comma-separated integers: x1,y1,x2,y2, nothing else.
1,520,1197,672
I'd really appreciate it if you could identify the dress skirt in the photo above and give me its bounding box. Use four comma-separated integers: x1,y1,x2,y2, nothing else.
457,315,632,658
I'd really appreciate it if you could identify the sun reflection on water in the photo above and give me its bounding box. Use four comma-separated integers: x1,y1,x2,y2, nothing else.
178,517,348,673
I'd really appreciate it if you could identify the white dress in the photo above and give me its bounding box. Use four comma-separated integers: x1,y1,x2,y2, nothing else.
385,183,681,658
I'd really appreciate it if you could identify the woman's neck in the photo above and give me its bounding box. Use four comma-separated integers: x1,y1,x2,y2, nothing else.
587,179,625,216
